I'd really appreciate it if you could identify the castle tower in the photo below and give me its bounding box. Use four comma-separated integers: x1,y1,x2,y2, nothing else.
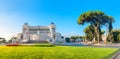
49,22,56,37
22,23,29,42
48,22,56,43
23,23,29,33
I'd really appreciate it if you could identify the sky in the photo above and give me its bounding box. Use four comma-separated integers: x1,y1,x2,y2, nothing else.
0,0,120,40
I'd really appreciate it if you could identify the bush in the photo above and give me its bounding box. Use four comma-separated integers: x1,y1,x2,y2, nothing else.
6,44,19,46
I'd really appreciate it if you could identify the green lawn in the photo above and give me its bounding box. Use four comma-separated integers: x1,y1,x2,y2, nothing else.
0,45,118,59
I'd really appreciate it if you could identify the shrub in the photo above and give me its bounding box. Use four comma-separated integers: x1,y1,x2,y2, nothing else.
6,43,19,46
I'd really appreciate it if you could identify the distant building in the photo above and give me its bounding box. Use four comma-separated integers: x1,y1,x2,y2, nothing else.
0,37,6,43
102,35,107,43
17,22,61,43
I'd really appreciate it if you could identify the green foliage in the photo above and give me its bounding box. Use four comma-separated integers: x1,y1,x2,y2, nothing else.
70,36,77,39
70,36,84,39
70,36,84,42
77,11,114,25
101,30,105,34
0,46,117,59
84,25,95,41
8,36,18,43
65,37,71,42
10,36,17,40
0,38,6,43
117,34,120,41
110,29,120,42
61,36,64,39
8,39,12,43
84,25,105,41
77,10,114,43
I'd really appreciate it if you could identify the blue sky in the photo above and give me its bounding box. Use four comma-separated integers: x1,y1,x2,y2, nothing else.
0,0,120,40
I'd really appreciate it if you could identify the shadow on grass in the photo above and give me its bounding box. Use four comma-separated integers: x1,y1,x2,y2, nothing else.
22,44,55,47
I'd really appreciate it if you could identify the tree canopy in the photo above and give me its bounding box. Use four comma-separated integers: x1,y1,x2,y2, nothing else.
77,11,114,26
84,25,95,41
77,11,114,43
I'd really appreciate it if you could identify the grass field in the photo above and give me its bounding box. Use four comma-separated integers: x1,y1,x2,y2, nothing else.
0,45,118,59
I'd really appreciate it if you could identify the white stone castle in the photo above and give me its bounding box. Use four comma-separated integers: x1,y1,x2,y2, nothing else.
17,22,62,43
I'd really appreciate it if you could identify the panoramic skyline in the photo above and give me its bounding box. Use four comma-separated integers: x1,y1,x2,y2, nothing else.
0,0,120,40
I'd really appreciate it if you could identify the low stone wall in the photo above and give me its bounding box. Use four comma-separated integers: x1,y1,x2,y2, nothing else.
25,40,49,43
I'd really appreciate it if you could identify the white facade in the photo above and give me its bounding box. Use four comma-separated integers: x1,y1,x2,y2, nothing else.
17,22,61,43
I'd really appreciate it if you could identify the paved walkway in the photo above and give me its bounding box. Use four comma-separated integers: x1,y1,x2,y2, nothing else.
111,49,120,59
114,53,120,59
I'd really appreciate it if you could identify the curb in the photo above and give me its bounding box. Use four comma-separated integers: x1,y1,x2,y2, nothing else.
111,48,120,59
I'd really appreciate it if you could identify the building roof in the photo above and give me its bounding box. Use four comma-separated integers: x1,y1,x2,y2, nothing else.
29,26,50,30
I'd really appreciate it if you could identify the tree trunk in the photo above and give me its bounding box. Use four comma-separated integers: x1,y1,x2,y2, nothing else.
97,28,100,44
97,23,101,44
92,24,96,43
92,23,100,44
106,25,108,43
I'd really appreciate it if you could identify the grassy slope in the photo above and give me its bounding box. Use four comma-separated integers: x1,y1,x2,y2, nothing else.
0,46,118,59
